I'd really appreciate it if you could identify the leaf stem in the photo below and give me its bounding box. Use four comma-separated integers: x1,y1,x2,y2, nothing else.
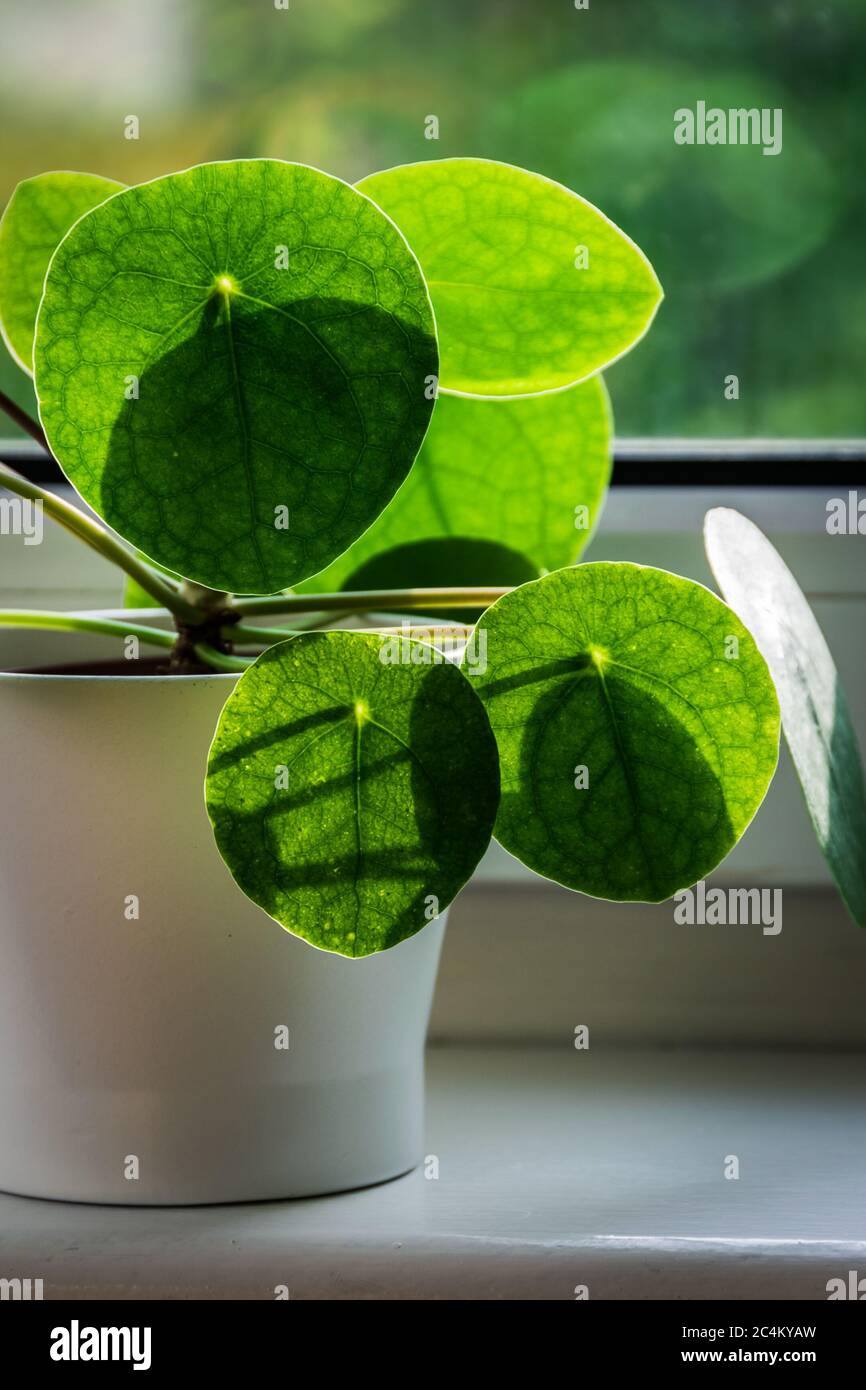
0,610,476,674
294,609,356,630
193,644,255,673
232,587,507,618
228,620,475,645
364,623,474,637
0,388,48,449
0,456,200,621
230,622,303,644
0,609,177,649
0,610,261,675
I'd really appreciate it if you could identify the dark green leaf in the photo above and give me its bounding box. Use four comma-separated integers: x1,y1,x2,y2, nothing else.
34,160,438,594
358,158,662,395
471,563,780,901
0,170,123,373
206,629,500,956
705,507,866,927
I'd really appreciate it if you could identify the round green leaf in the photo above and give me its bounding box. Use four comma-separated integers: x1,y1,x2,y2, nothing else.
206,630,500,956
0,171,123,373
301,376,611,592
342,536,540,621
358,158,662,396
471,563,780,902
34,159,438,594
705,507,866,927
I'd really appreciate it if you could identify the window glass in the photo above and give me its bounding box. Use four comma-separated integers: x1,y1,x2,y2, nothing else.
1,0,863,437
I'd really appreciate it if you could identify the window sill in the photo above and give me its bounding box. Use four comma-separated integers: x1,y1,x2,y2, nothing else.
1,1044,863,1300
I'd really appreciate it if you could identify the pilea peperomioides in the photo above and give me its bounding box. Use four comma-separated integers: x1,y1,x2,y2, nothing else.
0,158,863,954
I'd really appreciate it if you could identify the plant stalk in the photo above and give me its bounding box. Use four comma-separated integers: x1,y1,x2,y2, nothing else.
0,609,177,649
232,587,506,618
228,620,476,646
230,622,303,644
0,388,48,449
0,610,263,675
0,610,476,676
192,644,255,673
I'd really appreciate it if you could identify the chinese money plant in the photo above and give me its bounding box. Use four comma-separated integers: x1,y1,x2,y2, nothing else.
0,158,862,954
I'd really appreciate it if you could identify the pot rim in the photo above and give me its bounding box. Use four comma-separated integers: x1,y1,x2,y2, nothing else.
0,670,236,683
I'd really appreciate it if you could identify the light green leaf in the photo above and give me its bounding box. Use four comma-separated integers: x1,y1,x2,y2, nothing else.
206,629,500,956
471,563,780,902
34,159,438,595
342,536,539,621
705,508,866,927
301,376,611,592
123,575,160,609
0,171,123,373
358,158,662,396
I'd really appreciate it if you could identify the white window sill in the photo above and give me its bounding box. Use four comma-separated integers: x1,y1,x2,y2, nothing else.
1,1044,863,1300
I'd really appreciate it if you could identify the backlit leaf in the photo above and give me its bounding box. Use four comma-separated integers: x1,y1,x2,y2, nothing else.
0,170,123,372
34,159,438,594
206,629,500,956
358,158,662,395
471,562,780,901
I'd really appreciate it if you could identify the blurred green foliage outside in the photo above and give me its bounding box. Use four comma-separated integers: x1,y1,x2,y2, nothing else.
1,0,864,439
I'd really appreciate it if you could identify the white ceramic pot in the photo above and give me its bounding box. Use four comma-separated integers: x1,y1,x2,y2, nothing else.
0,623,446,1204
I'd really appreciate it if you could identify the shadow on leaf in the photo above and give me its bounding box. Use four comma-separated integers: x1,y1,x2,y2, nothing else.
498,666,736,902
102,294,435,594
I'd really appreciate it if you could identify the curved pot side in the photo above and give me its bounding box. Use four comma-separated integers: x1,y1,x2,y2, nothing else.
0,649,445,1204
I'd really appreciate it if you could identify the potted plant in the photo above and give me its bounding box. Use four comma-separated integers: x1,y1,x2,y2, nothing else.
0,158,862,1204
